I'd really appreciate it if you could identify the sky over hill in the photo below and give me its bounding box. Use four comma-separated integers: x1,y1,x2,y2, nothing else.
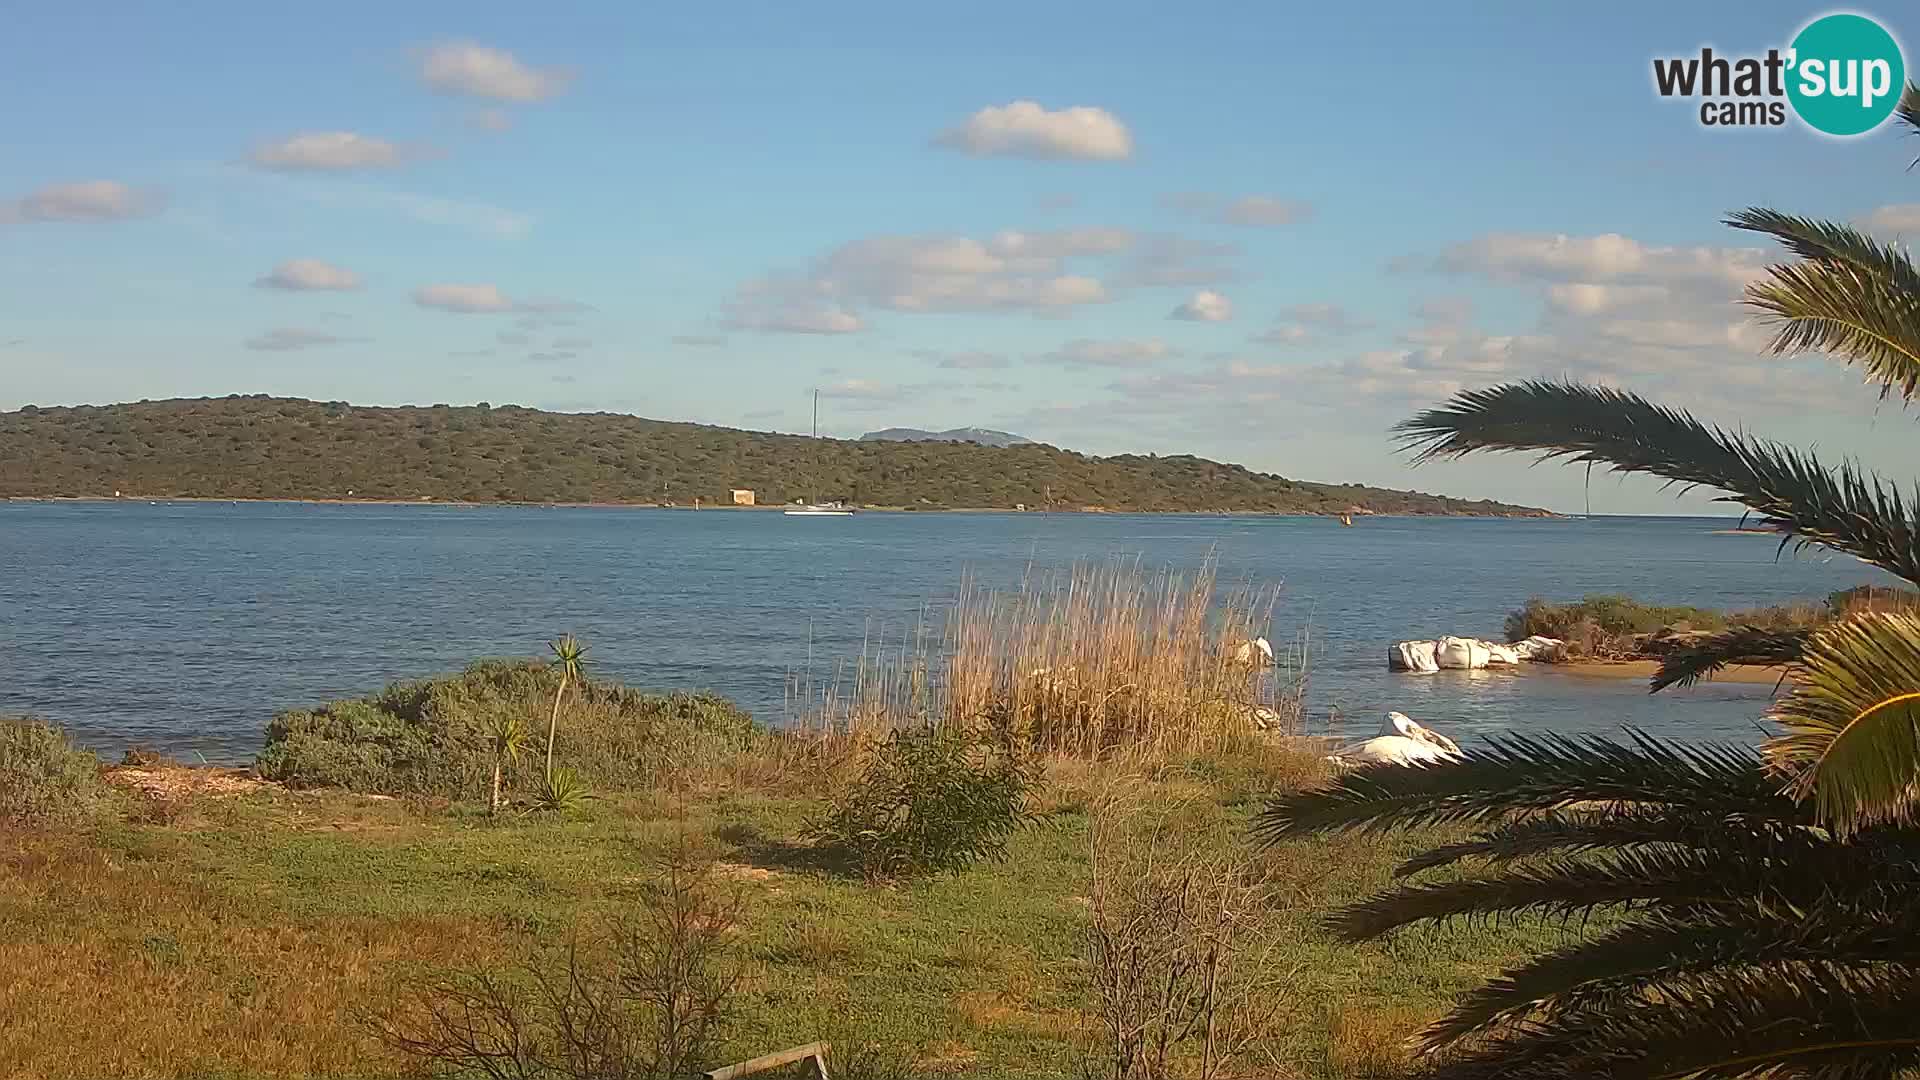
2,1,1916,514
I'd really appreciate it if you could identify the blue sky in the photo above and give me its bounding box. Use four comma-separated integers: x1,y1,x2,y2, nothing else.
3,1,1918,513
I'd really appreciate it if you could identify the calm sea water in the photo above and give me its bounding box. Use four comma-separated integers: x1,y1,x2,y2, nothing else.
0,502,1900,763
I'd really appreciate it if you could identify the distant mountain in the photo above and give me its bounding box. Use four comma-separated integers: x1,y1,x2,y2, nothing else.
860,426,1034,448
0,396,1552,516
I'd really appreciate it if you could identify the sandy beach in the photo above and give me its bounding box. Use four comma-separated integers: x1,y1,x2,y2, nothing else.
1536,659,1788,685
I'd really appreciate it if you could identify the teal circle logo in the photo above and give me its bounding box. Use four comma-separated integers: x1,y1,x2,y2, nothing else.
1786,13,1905,136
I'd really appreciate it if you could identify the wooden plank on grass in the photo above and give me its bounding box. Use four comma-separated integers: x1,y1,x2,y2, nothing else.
703,1041,830,1080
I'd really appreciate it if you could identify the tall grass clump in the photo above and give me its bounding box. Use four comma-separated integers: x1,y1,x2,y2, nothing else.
257,660,758,799
0,717,115,826
793,559,1303,759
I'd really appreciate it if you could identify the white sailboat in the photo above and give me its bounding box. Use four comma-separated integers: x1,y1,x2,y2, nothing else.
786,390,857,517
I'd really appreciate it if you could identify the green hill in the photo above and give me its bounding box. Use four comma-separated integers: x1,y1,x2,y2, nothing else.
0,395,1550,515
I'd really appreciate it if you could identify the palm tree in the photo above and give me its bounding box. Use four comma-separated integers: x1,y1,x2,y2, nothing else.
1255,84,1920,1078
1398,86,1920,833
544,634,588,783
484,711,530,816
1254,734,1920,1078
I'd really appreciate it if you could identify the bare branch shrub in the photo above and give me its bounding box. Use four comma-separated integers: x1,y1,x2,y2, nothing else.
376,834,743,1079
1082,786,1296,1080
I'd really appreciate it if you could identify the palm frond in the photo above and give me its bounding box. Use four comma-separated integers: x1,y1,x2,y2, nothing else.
1649,626,1811,692
1902,81,1920,143
1725,210,1920,403
1765,612,1920,832
1728,208,1920,289
1420,962,1920,1080
1392,806,1804,878
1421,905,1920,1053
1395,381,1920,583
1331,828,1920,942
1255,732,1791,843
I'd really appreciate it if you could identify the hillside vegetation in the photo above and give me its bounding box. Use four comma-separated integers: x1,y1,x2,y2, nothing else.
0,395,1548,514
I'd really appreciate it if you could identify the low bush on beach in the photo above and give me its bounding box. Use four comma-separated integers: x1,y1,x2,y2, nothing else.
256,660,758,799
0,717,115,826
1502,589,1912,659
809,718,1043,880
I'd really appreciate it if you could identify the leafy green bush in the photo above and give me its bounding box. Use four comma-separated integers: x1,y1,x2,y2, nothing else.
1505,592,1858,657
1505,594,1729,644
256,660,758,799
809,725,1041,880
1,718,115,826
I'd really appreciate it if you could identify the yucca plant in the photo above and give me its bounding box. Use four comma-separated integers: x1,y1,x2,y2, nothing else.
544,634,589,783
1257,84,1920,1078
532,765,591,816
484,711,530,816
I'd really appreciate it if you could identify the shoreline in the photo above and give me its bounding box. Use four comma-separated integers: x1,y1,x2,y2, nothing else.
0,495,1560,518
1532,659,1787,685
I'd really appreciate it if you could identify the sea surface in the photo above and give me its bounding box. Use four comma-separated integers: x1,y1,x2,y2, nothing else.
0,502,1901,763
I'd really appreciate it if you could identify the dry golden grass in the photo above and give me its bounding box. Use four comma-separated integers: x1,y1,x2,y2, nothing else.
791,559,1305,758
1323,1003,1432,1079
0,831,510,1080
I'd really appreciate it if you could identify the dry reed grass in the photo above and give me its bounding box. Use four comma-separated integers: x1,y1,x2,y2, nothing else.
788,559,1305,759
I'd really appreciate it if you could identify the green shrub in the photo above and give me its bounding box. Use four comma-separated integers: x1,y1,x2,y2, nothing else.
809,724,1042,880
0,718,115,826
256,660,759,799
1504,594,1728,644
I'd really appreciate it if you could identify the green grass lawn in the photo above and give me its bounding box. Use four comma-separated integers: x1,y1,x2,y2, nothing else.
0,755,1576,1080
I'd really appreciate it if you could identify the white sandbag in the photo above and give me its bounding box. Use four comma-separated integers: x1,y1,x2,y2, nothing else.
1434,635,1493,670
1484,643,1523,666
1332,712,1462,767
1511,635,1565,661
1388,639,1440,673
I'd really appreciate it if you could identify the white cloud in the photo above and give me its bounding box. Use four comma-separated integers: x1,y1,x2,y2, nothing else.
672,334,727,347
935,101,1134,161
820,378,907,401
418,41,572,102
1223,196,1312,226
1163,192,1312,227
724,279,865,334
726,227,1129,328
1170,290,1233,322
253,258,361,291
1279,302,1371,332
1864,203,1920,235
497,331,530,346
1,180,160,223
248,132,424,171
913,349,1010,370
1252,324,1311,346
410,284,588,315
245,327,359,352
413,283,515,313
552,336,593,350
1115,234,1242,286
1435,232,1765,290
270,178,532,237
1545,282,1673,315
1040,338,1178,368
